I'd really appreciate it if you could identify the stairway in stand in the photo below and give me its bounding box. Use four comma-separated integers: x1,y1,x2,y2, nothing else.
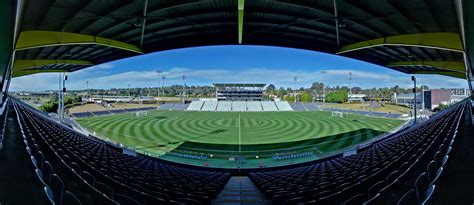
213,176,271,205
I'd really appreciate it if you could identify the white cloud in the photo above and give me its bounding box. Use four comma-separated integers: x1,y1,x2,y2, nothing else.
10,73,60,91
325,70,392,80
9,67,468,91
96,63,114,69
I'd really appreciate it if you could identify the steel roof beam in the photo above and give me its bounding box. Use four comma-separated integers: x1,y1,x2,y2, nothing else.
238,0,245,44
412,71,465,79
386,61,465,73
337,33,464,54
16,31,143,54
13,59,93,71
13,69,67,78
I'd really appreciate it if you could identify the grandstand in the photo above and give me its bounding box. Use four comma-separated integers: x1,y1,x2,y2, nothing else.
186,100,292,112
163,103,189,111
70,107,157,118
260,101,277,111
1,1,474,204
232,101,247,112
216,101,232,112
275,101,293,111
248,101,264,111
186,101,204,111
11,99,231,204
249,100,467,204
201,101,218,111
215,84,265,101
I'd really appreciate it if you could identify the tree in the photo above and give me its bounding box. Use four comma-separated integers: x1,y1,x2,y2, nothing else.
277,87,287,97
310,82,324,92
284,95,296,102
352,86,362,93
266,84,276,94
300,91,312,102
325,90,348,103
39,101,58,113
434,103,449,112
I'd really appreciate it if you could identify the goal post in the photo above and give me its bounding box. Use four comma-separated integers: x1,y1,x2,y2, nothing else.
135,111,148,117
331,111,344,118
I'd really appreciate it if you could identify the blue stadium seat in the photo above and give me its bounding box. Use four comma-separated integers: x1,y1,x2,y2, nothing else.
344,193,367,205
115,194,141,205
397,189,416,205
44,186,56,205
50,174,65,205
64,191,82,205
415,173,429,203
95,181,115,199
368,181,385,198
421,185,435,205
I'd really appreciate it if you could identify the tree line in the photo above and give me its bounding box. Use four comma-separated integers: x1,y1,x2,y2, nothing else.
64,82,427,104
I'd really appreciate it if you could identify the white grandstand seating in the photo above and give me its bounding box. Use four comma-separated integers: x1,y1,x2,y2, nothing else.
232,101,247,112
217,101,232,111
186,101,295,112
247,101,263,112
201,101,218,111
275,101,293,111
261,101,278,111
187,101,204,111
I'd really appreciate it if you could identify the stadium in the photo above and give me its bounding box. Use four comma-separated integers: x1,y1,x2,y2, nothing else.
73,83,406,169
0,1,473,205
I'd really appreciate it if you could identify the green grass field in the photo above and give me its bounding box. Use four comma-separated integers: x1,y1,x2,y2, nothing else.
76,110,404,168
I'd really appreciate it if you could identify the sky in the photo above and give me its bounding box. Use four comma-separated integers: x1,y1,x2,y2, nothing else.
10,45,468,91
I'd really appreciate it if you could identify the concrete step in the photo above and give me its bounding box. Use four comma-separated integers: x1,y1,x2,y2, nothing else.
213,176,271,205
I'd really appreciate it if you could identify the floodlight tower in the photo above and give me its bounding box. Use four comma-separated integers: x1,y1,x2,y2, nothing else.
320,71,327,105
349,72,353,96
182,75,186,104
156,70,162,106
61,73,68,121
421,75,425,116
161,75,166,99
293,76,297,103
86,80,89,102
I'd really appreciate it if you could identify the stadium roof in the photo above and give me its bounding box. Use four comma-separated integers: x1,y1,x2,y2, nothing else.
11,0,471,80
214,83,266,88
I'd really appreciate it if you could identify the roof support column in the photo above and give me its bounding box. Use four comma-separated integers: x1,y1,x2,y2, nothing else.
139,0,148,48
0,0,17,105
238,0,245,44
457,0,474,93
333,0,340,48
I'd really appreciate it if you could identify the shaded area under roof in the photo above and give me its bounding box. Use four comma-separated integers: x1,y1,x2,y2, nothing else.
214,83,266,88
13,0,467,79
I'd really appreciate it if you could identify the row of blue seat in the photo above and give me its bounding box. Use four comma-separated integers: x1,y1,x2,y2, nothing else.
13,98,231,204
14,101,111,205
272,152,312,161
396,101,463,204
71,107,156,118
290,103,320,111
0,100,9,150
157,103,189,111
322,107,402,119
248,100,467,204
168,152,209,160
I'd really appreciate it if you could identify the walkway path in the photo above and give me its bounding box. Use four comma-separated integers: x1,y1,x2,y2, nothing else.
213,176,271,205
